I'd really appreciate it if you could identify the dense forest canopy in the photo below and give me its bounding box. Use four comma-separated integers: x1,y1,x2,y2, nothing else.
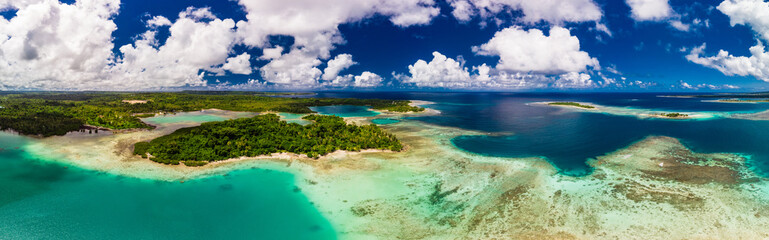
0,92,423,136
134,114,403,166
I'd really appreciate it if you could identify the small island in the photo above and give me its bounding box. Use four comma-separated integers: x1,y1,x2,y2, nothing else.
548,102,596,109
716,99,769,103
134,114,402,166
651,112,689,118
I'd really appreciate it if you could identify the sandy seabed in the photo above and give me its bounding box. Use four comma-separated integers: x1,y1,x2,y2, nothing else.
21,107,769,239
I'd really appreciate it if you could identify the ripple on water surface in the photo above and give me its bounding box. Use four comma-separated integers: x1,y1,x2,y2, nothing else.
372,118,400,125
309,105,379,117
0,133,335,239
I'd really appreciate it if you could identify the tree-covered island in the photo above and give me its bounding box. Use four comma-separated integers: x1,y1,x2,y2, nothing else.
134,114,403,166
0,92,424,136
547,102,596,109
652,112,689,118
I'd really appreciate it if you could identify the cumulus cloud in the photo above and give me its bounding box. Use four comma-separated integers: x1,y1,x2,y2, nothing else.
398,51,597,89
553,72,596,89
401,52,472,88
234,0,439,87
718,0,769,42
259,46,283,60
235,0,439,47
473,26,599,74
322,54,356,81
0,0,120,90
624,0,707,32
111,7,238,89
147,16,172,27
679,80,740,90
447,0,603,25
0,1,251,90
686,0,769,82
324,71,383,88
220,53,253,75
625,0,673,21
0,0,444,90
353,71,383,87
685,43,769,81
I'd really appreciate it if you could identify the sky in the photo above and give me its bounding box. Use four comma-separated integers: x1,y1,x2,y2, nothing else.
1,0,769,92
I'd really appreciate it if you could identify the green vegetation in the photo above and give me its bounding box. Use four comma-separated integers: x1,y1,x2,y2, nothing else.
548,102,596,109
0,92,422,136
373,101,424,112
133,114,403,165
654,112,689,118
717,99,769,103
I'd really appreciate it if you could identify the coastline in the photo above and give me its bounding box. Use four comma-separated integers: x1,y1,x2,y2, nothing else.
15,107,769,239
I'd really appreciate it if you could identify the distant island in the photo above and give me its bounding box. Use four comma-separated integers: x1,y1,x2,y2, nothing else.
547,102,596,109
651,112,689,118
715,99,769,103
0,92,423,136
134,114,402,166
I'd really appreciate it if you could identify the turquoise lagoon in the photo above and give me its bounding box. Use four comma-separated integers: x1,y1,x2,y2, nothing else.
371,118,400,125
0,113,335,239
309,105,379,117
142,111,255,124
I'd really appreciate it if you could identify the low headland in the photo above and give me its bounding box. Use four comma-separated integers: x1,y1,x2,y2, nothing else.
0,91,423,137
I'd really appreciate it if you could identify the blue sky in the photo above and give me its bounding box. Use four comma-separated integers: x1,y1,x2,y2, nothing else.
1,0,769,91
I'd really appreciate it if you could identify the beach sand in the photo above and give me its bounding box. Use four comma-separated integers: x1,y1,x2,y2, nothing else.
533,101,721,120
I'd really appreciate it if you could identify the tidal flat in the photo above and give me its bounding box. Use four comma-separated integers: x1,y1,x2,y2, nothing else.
9,104,769,239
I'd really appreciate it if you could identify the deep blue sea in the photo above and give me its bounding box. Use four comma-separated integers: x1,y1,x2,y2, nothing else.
316,92,769,176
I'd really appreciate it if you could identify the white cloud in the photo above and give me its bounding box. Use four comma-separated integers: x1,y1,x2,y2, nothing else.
147,16,172,27
259,46,283,60
685,43,769,81
0,2,250,90
399,51,598,89
0,0,119,90
322,54,356,81
680,81,695,89
553,72,596,89
625,0,673,21
353,71,383,87
447,0,602,25
402,52,472,88
258,45,324,87
323,71,383,88
234,0,439,87
112,7,238,89
685,0,769,82
669,20,690,31
221,53,253,75
236,0,439,48
473,26,599,74
679,80,741,90
718,0,769,42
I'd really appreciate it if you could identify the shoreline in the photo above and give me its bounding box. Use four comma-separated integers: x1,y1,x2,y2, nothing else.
14,107,769,239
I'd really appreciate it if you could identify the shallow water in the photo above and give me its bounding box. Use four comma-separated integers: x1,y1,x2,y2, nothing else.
143,112,227,124
0,132,336,239
279,113,312,125
5,92,769,238
371,118,400,125
310,105,379,117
